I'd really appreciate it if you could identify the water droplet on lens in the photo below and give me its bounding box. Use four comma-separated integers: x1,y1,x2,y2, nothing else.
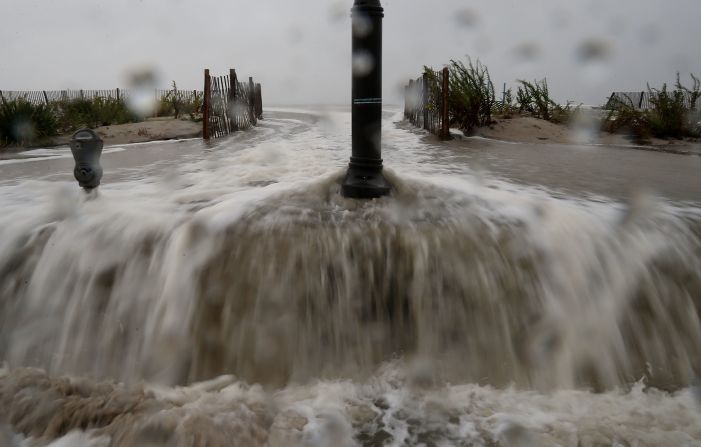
453,8,480,29
353,51,374,77
353,15,373,37
12,120,35,142
124,67,160,117
575,39,612,86
569,109,600,145
228,101,249,120
512,42,542,62
576,39,611,63
328,1,346,22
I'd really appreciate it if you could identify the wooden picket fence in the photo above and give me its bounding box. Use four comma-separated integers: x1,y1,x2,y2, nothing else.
404,67,450,140
0,89,122,105
0,88,203,106
606,91,701,110
202,69,263,140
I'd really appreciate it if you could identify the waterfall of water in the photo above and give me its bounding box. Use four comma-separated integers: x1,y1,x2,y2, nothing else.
1,108,700,446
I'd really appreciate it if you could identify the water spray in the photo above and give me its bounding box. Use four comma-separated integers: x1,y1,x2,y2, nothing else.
341,0,391,199
69,128,103,192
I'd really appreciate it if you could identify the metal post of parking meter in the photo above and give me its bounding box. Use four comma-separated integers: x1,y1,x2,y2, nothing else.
69,129,103,192
341,0,391,199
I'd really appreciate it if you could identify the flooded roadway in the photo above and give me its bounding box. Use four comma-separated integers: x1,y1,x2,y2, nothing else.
2,106,701,205
1,107,701,446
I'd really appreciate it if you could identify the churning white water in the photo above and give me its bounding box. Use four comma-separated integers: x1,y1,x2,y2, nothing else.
1,107,701,446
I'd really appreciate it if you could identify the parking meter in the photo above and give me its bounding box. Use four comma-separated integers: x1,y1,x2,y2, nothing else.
69,129,103,190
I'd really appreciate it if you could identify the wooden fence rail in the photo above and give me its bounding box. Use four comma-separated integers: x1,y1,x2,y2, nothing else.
404,67,450,140
202,68,263,140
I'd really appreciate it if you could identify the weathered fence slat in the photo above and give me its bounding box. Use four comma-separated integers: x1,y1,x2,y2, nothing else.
405,68,451,140
607,91,701,111
441,67,450,140
201,68,263,140
203,69,211,140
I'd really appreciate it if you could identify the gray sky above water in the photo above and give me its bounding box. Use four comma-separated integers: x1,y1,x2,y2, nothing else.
1,0,700,106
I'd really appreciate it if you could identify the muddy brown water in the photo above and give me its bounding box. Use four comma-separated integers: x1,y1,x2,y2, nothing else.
1,107,700,446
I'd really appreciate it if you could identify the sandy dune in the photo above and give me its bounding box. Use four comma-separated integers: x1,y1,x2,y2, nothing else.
470,116,701,155
36,117,202,148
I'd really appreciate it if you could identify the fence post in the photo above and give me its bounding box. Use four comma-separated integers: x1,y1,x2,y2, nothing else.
404,79,416,124
404,85,408,119
248,77,256,126
0,90,6,106
116,88,120,101
203,69,211,140
43,91,50,105
638,91,645,109
441,67,450,140
80,89,84,100
255,83,263,119
228,69,239,131
422,72,429,130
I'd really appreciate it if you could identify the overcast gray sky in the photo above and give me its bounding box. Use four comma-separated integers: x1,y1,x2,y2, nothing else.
1,0,700,106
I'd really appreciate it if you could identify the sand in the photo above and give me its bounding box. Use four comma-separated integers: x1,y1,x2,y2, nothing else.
90,117,202,145
17,117,202,150
469,116,701,156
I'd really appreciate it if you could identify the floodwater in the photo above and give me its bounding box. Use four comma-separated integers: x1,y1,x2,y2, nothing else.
1,107,701,446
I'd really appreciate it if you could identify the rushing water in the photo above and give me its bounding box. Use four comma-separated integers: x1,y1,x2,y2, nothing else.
1,107,701,446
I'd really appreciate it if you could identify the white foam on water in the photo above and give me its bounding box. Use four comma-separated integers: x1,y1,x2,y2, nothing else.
1,107,700,445
3,365,701,446
0,147,126,166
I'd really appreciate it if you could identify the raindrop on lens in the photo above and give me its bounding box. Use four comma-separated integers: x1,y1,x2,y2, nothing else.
328,1,346,22
353,51,375,77
124,67,160,117
353,15,373,38
569,109,600,145
228,101,249,120
575,39,612,86
453,8,480,29
12,120,35,142
512,42,541,73
512,42,542,62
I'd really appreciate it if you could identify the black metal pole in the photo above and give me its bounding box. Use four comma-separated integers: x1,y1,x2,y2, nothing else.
341,0,390,199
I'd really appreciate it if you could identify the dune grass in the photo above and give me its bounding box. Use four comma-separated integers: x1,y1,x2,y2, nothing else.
604,73,701,142
0,99,58,147
444,58,495,134
55,97,140,132
516,79,574,124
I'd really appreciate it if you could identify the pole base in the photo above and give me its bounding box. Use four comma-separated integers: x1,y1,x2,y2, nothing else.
341,166,391,199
